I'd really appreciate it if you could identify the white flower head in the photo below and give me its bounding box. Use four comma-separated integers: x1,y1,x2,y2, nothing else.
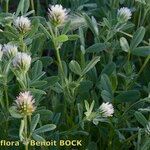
0,44,3,60
3,44,18,58
117,7,132,23
48,4,68,26
13,52,31,73
14,16,31,33
15,91,36,116
98,102,114,117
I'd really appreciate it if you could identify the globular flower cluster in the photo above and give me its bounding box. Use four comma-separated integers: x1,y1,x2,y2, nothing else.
117,7,132,23
98,102,114,117
48,4,68,26
13,52,31,73
15,91,36,116
0,16,32,76
0,43,32,73
14,16,31,33
2,44,18,58
84,101,114,125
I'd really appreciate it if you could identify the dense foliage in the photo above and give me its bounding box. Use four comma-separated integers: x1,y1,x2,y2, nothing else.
0,0,150,150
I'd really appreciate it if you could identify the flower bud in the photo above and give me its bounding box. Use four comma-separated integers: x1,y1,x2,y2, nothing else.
2,44,18,58
98,102,114,117
14,16,31,33
15,91,36,116
48,4,68,26
13,52,31,73
117,7,132,23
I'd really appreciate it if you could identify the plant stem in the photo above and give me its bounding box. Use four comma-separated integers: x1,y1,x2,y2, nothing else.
4,83,9,110
137,55,150,76
25,144,28,150
119,31,149,45
20,34,26,52
5,0,9,13
127,55,150,89
56,48,64,76
30,0,35,15
24,116,29,150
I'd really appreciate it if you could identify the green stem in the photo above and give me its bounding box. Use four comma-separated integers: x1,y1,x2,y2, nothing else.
30,0,35,15
119,31,149,45
56,48,64,76
24,116,29,150
127,51,131,62
25,144,28,150
137,55,150,76
5,0,9,13
122,99,147,117
20,34,26,52
127,55,150,89
4,83,9,110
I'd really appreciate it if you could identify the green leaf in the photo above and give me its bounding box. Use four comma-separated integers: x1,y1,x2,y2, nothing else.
30,114,40,133
40,56,53,67
135,0,146,4
3,31,18,41
50,83,63,93
91,16,99,36
78,81,93,92
16,0,30,16
5,25,18,35
86,43,106,53
101,90,113,102
46,76,59,86
27,19,40,38
34,124,56,134
9,106,22,118
120,37,130,52
69,60,82,75
84,14,99,36
84,100,90,111
131,46,150,57
32,60,43,79
130,27,145,49
35,110,53,120
100,74,113,95
81,56,100,75
89,101,95,113
56,34,68,43
16,0,24,16
110,74,118,91
30,80,47,88
101,62,116,75
32,133,45,142
68,35,79,41
103,18,111,29
79,27,85,47
29,88,46,95
115,90,140,102
39,24,51,39
134,111,147,127
62,20,71,34
23,0,30,14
